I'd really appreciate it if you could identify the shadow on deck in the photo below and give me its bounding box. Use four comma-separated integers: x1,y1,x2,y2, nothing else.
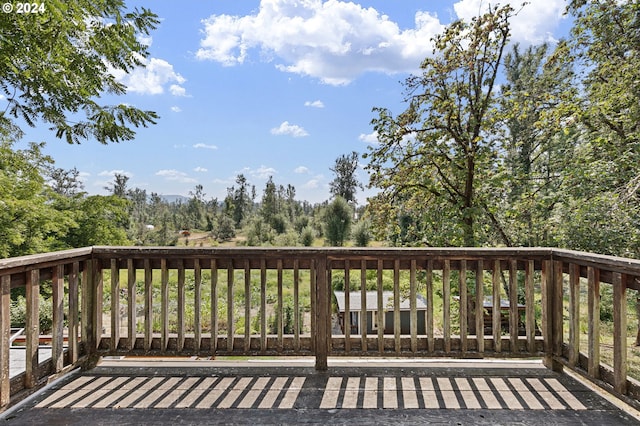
2,358,639,425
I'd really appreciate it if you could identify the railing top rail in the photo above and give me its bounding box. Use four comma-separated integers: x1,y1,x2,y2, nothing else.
0,247,92,274
552,248,640,273
91,245,555,258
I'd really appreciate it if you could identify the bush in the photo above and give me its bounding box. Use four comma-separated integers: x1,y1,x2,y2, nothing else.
352,219,372,247
10,295,54,334
323,197,353,246
300,226,315,246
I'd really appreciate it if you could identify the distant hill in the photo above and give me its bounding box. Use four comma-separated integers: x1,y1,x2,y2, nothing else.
161,194,190,204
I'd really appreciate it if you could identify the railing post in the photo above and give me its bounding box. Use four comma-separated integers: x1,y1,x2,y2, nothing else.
25,269,40,388
81,259,99,361
315,254,328,371
613,273,627,395
542,259,563,372
1,275,10,407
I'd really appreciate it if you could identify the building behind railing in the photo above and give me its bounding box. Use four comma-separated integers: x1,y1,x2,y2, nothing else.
2,246,640,411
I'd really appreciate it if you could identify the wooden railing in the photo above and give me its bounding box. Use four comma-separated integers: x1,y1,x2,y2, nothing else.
1,247,640,409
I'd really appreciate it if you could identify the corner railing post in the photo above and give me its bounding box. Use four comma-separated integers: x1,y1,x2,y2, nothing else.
0,275,10,407
542,258,563,372
81,259,100,363
315,254,328,371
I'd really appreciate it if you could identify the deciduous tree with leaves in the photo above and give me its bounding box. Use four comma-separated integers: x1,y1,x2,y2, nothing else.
365,5,513,246
0,0,160,143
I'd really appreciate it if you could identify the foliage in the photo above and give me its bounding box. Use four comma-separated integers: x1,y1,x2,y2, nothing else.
0,140,73,257
323,196,353,246
352,219,372,247
329,151,362,205
365,5,513,247
215,214,236,242
0,0,160,144
10,295,54,333
300,226,315,247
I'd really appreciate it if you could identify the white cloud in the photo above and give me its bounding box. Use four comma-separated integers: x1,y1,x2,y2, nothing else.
171,106,182,113
303,178,321,189
453,0,567,44
197,1,568,84
194,166,208,173
111,57,187,96
98,169,132,178
271,121,309,137
359,131,379,144
156,169,198,183
294,166,310,174
304,100,324,108
193,143,218,150
170,84,188,97
250,165,278,179
197,0,444,85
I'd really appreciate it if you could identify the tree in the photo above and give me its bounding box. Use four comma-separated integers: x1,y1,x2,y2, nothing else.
552,0,640,257
0,140,72,256
47,167,84,197
230,174,250,228
495,43,575,247
323,197,352,247
260,176,278,227
329,151,362,205
60,195,130,247
365,5,513,247
105,173,130,198
0,0,160,143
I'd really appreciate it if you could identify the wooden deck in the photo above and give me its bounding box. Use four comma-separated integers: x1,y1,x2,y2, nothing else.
2,358,639,425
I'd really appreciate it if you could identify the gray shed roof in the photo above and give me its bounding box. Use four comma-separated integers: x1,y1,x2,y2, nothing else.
334,291,427,313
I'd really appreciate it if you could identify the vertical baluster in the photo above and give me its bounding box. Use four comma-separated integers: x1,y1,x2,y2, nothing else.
310,259,316,353
227,261,234,352
69,262,79,362
194,259,202,353
52,265,64,372
1,275,11,407
443,260,451,353
476,260,484,353
314,255,328,370
294,259,300,352
160,258,169,352
393,259,401,354
277,259,284,352
211,259,218,354
144,259,153,352
126,259,135,351
569,263,580,367
110,260,120,352
260,259,267,353
587,267,600,378
377,259,384,354
25,269,39,388
459,260,468,353
509,260,518,353
344,259,351,353
525,260,535,353
613,272,627,395
244,259,251,353
95,262,103,347
492,260,501,353
177,260,185,352
360,260,367,352
553,261,564,359
426,259,434,353
410,259,417,353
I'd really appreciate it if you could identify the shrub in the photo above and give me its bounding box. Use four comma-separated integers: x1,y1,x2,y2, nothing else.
300,226,315,246
352,219,372,247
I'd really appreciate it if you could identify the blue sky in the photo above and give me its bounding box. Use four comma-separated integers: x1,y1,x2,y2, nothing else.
15,0,572,204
